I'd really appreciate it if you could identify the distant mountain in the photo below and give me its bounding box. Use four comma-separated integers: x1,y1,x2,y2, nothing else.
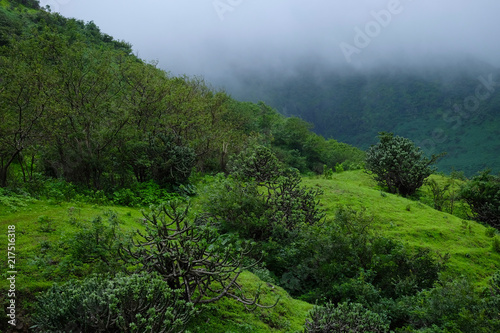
221,59,500,176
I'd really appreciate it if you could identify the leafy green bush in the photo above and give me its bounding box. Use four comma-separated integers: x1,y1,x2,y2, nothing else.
460,170,500,228
365,132,444,196
64,211,126,273
304,302,390,333
211,145,325,242
334,162,344,173
32,273,197,333
203,174,268,239
404,276,500,332
323,165,334,179
492,237,500,254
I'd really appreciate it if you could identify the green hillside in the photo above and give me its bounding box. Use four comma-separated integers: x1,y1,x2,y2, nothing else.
225,63,500,176
2,170,500,331
303,171,500,287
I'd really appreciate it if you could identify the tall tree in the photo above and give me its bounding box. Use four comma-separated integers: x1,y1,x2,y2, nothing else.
0,28,59,187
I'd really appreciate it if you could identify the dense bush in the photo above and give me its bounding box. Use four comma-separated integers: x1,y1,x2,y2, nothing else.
206,145,325,241
304,302,390,333
401,275,500,332
65,211,126,273
366,132,444,196
460,170,500,228
32,273,197,333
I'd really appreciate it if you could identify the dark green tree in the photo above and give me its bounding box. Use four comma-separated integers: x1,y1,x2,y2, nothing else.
460,170,500,228
365,132,444,196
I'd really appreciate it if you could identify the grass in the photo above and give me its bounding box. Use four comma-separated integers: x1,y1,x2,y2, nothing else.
303,170,500,288
186,271,313,332
1,170,500,331
0,197,314,332
0,200,144,290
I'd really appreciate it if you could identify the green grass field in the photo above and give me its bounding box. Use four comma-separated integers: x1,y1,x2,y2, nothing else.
303,171,500,287
1,170,499,331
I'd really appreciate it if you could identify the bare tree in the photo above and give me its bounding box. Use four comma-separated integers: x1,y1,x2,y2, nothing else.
121,200,278,309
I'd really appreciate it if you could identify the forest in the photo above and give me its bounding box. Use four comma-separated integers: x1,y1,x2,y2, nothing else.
1,1,500,332
224,58,500,176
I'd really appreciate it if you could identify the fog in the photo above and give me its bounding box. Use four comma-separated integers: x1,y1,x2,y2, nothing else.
39,0,500,84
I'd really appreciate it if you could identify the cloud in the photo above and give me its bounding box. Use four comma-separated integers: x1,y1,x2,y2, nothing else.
40,0,500,79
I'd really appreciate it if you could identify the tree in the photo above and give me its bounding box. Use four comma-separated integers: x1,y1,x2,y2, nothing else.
223,145,325,240
120,200,278,308
0,28,59,187
460,170,500,228
365,132,444,196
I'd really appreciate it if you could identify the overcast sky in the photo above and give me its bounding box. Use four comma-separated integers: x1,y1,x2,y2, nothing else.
39,0,500,82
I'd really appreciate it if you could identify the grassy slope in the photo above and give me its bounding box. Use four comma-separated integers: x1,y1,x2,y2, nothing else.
303,171,500,288
0,199,312,332
1,171,500,331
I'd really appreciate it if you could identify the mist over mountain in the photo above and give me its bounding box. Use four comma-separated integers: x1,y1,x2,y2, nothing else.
41,0,500,175
214,56,500,176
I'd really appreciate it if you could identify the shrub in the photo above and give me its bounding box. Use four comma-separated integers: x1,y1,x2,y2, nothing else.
216,145,325,241
334,162,344,173
492,237,500,254
32,273,197,333
405,276,500,332
460,170,500,228
37,215,55,233
304,302,390,333
64,211,126,274
365,132,444,196
120,200,277,308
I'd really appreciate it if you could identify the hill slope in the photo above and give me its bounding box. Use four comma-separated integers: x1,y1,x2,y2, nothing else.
2,171,500,331
303,171,500,287
222,61,500,176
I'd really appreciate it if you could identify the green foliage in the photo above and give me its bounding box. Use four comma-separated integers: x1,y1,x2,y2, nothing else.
37,215,54,232
485,226,496,238
460,170,500,228
492,237,500,254
304,302,390,333
121,200,275,308
403,276,500,332
323,165,334,179
426,178,450,211
257,205,444,308
214,145,325,241
32,272,197,333
365,132,444,196
203,174,268,239
120,133,196,187
65,211,126,273
334,162,344,173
